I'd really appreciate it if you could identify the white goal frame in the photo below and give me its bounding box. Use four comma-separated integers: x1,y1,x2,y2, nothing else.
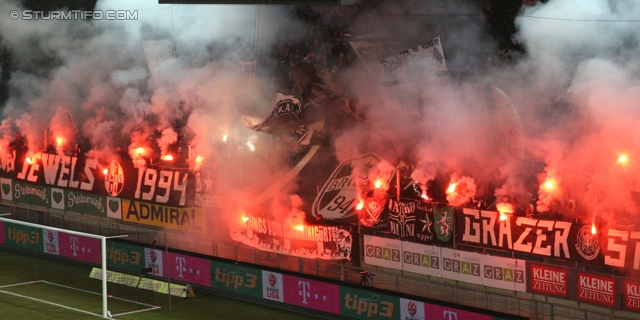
0,216,127,318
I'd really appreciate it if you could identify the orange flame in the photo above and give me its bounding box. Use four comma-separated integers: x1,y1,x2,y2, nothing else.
136,147,144,155
56,137,63,146
241,216,249,223
25,157,32,164
543,178,556,192
195,155,202,163
222,135,228,142
356,200,364,210
591,224,597,235
421,193,429,200
163,155,174,161
103,168,108,175
446,182,458,194
295,224,304,231
374,179,382,189
499,213,508,221
617,154,628,166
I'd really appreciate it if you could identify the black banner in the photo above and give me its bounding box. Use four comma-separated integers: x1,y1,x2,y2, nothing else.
230,215,358,262
0,151,221,209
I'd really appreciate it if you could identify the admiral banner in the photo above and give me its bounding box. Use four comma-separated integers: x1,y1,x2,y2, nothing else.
231,215,355,261
122,200,206,234
527,263,570,298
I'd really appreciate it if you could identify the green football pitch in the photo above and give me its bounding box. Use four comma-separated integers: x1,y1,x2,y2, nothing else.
0,249,324,320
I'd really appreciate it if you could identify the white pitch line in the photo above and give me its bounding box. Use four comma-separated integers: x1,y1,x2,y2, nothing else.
0,288,115,319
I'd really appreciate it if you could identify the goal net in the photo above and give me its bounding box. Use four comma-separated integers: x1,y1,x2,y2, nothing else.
0,215,163,318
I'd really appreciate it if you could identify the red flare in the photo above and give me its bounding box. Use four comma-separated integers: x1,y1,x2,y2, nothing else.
163,155,173,161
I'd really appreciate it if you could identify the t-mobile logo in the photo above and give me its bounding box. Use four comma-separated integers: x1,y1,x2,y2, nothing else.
175,257,200,279
443,310,458,320
69,237,79,256
298,281,326,305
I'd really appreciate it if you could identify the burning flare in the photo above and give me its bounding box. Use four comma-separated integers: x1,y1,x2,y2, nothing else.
246,141,255,151
25,156,32,164
163,154,174,161
496,201,514,222
136,147,144,155
294,224,304,231
543,178,556,192
374,179,382,189
56,137,64,146
591,223,597,235
222,135,228,142
103,168,108,175
446,182,458,195
241,216,249,223
617,154,628,166
356,200,364,210
195,155,202,163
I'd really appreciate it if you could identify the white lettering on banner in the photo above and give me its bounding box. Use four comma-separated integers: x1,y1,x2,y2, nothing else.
0,150,16,173
135,168,188,205
29,154,96,190
580,275,613,293
462,209,571,258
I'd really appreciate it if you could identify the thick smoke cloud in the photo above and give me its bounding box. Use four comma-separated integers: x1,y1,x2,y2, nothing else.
2,0,640,237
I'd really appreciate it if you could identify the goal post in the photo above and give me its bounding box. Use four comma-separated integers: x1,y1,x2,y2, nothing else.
0,216,161,318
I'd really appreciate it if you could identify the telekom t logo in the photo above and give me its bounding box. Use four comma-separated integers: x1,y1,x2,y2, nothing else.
443,310,458,320
298,281,311,304
176,257,187,278
69,237,79,256
175,256,200,279
297,280,327,305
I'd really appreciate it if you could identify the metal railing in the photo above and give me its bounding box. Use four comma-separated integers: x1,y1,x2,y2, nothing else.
5,204,638,320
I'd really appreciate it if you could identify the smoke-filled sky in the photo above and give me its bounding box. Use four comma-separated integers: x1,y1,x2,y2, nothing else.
1,0,640,228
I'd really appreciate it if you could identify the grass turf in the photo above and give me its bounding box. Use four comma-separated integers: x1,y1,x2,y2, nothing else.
0,248,323,320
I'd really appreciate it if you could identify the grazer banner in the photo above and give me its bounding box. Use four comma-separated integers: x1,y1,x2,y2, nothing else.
624,279,640,311
283,274,341,315
210,260,262,297
458,208,607,266
363,235,402,270
262,270,284,302
576,272,618,308
167,252,211,287
401,241,441,277
340,286,400,320
527,263,570,298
